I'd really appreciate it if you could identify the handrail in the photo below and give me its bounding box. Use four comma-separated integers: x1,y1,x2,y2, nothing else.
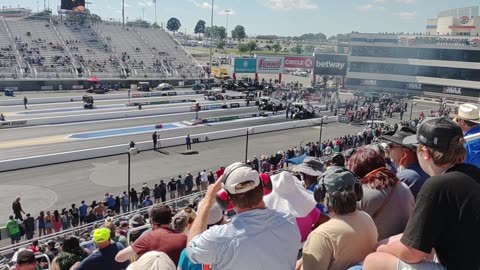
51,20,78,77
0,191,205,255
2,18,27,78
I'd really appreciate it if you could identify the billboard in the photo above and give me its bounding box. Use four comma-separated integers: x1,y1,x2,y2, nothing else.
256,56,284,74
61,0,86,10
234,58,257,73
313,53,348,76
284,56,314,69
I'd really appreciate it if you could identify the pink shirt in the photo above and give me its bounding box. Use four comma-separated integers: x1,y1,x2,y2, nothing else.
296,208,321,242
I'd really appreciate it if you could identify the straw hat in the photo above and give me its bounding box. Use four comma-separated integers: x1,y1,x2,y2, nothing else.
450,103,480,124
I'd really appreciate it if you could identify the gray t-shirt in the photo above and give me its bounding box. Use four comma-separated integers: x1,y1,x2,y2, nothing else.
358,182,415,240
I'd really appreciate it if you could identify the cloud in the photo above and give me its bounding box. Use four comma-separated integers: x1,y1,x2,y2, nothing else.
262,0,318,10
395,11,416,19
191,0,218,10
395,0,416,3
373,0,385,3
357,3,374,10
218,9,235,16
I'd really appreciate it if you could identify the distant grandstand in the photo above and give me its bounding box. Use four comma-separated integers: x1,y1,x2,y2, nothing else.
0,12,203,80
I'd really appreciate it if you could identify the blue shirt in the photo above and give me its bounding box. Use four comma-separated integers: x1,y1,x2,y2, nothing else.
142,199,153,207
79,204,88,217
397,163,429,199
76,242,129,270
464,125,480,168
187,208,300,270
107,197,115,208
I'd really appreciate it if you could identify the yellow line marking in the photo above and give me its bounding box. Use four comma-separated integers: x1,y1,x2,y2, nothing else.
2,112,15,117
0,135,68,149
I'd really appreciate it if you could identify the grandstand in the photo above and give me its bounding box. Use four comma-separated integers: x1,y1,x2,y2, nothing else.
0,14,203,80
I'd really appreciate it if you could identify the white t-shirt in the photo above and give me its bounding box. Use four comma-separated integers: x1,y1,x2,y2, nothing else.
200,171,208,183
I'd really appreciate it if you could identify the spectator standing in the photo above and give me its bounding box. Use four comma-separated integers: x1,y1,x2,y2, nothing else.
37,211,46,237
195,172,202,192
116,205,187,266
85,210,97,224
152,131,158,151
114,196,121,214
129,188,139,210
70,204,80,227
186,135,192,150
61,209,72,230
200,170,209,190
207,170,215,185
301,167,378,270
186,162,301,270
45,211,53,235
24,213,35,240
78,201,88,225
93,202,105,220
12,196,25,221
364,117,480,270
153,184,161,204
215,166,225,179
23,96,28,109
7,215,21,244
185,172,194,194
450,103,480,168
71,228,130,270
52,210,62,232
177,175,186,197
168,177,177,199
120,192,129,213
159,180,167,202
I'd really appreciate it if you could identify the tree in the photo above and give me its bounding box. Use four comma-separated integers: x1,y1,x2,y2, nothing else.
194,20,206,38
231,25,246,44
292,45,302,54
204,25,226,48
272,43,282,53
167,17,181,33
238,43,249,53
246,41,257,54
305,45,315,53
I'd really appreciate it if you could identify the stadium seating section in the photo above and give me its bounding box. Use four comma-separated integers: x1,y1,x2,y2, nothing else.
0,17,203,79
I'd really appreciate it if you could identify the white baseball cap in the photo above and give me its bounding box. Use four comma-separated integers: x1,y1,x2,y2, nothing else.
223,162,260,194
197,199,224,226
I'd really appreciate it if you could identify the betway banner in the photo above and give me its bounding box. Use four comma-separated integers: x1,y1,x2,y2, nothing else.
313,53,348,76
256,56,284,74
284,56,314,69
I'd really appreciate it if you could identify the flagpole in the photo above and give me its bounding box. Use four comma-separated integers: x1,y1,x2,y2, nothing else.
154,0,157,26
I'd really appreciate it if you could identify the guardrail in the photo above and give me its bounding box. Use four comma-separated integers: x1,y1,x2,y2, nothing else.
0,191,206,255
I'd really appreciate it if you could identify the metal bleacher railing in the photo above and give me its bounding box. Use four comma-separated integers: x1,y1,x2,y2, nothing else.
0,191,206,257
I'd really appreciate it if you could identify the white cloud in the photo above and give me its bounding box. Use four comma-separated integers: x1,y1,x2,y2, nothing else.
395,11,416,19
218,9,235,16
357,4,374,11
262,0,318,10
191,0,218,10
138,0,154,7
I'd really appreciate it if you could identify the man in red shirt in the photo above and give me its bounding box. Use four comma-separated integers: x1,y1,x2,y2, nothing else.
215,166,225,179
115,205,187,266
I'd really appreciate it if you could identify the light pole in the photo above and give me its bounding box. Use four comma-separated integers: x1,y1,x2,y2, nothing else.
224,9,230,56
209,0,214,76
127,144,139,212
409,102,417,120
154,0,157,26
245,128,252,163
122,0,125,29
318,117,323,146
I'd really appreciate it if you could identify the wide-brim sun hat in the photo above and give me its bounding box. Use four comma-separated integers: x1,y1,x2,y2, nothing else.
264,171,316,218
449,103,480,124
293,156,324,176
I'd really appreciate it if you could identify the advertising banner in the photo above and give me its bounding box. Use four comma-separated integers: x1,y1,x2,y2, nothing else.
284,56,314,69
234,58,257,73
256,56,284,74
313,54,348,76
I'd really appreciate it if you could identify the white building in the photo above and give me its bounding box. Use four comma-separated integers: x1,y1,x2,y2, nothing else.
426,6,480,36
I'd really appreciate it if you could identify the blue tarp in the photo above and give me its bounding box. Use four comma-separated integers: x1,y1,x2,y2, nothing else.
286,154,307,165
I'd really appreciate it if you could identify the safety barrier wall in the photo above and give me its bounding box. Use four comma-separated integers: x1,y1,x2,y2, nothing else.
0,91,202,106
0,116,338,171
0,101,248,128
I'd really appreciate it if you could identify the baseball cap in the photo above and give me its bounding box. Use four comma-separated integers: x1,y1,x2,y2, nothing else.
403,117,463,151
171,212,189,231
381,125,417,150
16,250,35,265
321,166,357,194
293,157,324,176
93,228,111,244
223,162,260,194
197,199,224,226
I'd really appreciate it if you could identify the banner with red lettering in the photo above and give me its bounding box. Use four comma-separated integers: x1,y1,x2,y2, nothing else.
256,56,284,74
284,56,314,69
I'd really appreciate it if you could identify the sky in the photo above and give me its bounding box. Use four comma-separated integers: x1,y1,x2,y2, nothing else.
1,0,477,37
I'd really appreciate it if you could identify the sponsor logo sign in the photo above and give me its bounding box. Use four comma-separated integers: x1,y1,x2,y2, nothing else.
234,58,257,73
313,54,347,76
256,56,284,74
443,86,462,95
72,85,84,90
459,16,470,24
284,56,314,69
41,86,53,90
230,103,240,108
406,83,422,90
0,120,27,129
167,92,177,96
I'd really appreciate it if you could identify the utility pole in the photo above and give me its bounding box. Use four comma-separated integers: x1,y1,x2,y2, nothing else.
154,0,157,26
225,9,230,56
